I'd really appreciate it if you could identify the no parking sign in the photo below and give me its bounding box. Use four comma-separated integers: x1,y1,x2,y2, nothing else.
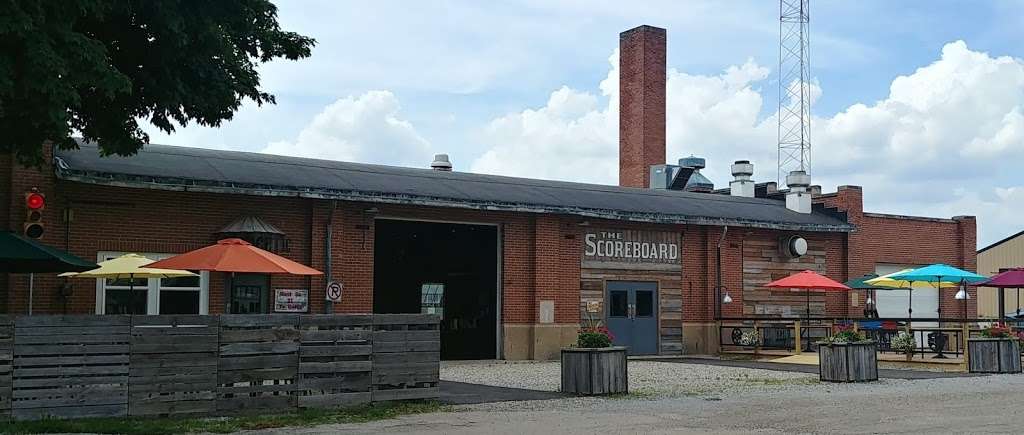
326,281,343,302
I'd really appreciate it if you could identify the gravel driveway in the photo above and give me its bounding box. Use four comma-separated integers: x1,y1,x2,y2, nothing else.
247,361,1024,434
270,373,1024,434
441,360,819,397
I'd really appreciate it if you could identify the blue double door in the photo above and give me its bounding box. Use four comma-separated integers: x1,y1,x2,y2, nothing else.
606,281,658,355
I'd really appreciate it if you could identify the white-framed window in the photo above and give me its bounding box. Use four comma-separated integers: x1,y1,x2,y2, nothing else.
94,251,210,315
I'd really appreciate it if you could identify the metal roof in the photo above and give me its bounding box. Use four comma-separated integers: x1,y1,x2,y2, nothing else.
53,141,853,232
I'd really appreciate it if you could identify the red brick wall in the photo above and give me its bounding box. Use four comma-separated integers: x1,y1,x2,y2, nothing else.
816,186,978,318
681,225,710,323
619,25,666,188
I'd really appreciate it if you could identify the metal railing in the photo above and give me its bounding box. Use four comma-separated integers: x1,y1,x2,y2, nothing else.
718,317,1011,358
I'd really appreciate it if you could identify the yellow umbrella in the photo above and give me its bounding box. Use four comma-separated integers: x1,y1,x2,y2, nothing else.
865,269,958,289
865,269,957,331
62,253,196,314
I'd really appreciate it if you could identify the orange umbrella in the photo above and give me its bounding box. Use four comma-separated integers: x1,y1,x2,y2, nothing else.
765,270,850,320
770,270,847,350
147,238,322,275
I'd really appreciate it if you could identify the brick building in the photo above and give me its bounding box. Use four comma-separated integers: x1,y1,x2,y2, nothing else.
0,25,977,360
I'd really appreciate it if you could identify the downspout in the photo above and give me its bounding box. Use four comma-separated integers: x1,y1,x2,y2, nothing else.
323,200,337,314
715,226,728,320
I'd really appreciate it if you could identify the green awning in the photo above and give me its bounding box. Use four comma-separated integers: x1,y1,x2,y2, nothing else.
0,232,96,273
844,274,901,290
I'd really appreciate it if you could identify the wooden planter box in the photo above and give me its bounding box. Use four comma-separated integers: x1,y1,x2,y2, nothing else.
818,341,878,383
968,338,1022,374
560,347,628,395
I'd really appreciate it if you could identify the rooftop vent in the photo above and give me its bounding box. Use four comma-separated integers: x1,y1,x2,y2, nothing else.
680,156,713,193
430,154,452,171
785,170,812,213
729,160,755,198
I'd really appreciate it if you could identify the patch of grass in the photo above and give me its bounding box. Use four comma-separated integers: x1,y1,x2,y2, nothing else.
606,387,659,400
0,401,446,435
735,377,819,386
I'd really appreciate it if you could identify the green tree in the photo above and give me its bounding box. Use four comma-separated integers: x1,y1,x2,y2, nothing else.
0,0,314,166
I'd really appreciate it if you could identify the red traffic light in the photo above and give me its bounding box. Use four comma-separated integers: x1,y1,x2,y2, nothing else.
25,192,45,210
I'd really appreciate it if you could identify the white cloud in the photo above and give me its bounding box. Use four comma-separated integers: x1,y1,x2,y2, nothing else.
470,52,620,184
263,91,433,167
467,41,1024,246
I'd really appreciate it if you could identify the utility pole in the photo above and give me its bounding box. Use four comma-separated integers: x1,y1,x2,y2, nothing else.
777,0,812,183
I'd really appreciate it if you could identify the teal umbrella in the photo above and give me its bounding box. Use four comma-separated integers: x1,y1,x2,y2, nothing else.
0,231,97,315
0,232,96,273
889,264,987,284
890,264,986,325
844,274,900,318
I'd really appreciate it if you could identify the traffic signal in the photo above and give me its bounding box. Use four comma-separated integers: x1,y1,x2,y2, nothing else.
24,189,45,239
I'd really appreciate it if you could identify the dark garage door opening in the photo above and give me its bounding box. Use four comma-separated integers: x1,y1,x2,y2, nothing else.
373,219,498,360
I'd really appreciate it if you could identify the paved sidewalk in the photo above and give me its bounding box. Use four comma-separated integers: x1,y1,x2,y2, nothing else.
439,381,566,405
649,356,982,379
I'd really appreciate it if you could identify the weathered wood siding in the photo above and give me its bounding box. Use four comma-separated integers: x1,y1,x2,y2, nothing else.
298,315,373,408
371,314,441,401
0,316,12,418
818,342,878,382
560,347,627,395
0,314,439,421
968,339,1022,374
742,236,827,317
130,315,218,416
217,314,301,414
11,316,131,420
580,269,682,355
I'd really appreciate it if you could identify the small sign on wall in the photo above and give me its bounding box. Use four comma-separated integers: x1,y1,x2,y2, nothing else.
325,281,343,302
275,289,309,313
586,300,602,313
539,300,555,324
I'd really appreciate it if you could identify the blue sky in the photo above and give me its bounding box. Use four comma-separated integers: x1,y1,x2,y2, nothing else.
145,1,1024,247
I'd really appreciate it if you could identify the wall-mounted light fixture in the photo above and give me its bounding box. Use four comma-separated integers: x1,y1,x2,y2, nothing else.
955,288,969,300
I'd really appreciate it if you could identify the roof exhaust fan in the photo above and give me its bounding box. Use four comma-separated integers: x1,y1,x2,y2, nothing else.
780,235,808,258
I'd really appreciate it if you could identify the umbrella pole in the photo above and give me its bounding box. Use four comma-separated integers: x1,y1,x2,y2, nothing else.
805,289,811,352
907,285,913,334
998,287,1005,325
1017,288,1020,317
225,272,234,314
130,273,136,315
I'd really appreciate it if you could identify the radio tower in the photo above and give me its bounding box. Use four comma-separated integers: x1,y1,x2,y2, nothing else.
777,0,811,183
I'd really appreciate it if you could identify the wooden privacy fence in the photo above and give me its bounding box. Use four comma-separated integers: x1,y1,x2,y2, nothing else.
0,314,439,421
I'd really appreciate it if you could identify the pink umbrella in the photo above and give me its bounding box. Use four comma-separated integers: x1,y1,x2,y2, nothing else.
978,268,1024,319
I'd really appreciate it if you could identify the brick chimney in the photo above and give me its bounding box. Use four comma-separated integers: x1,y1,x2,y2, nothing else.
619,25,666,188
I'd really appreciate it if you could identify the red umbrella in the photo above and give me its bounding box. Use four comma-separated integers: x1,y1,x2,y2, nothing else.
147,238,322,275
766,270,850,290
765,270,851,320
765,270,851,350
979,268,1024,319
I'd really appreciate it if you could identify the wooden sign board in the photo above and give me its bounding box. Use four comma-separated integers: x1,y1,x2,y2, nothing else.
274,288,309,313
582,229,681,271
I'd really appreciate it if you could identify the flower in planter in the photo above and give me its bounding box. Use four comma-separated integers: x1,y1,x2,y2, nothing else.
738,329,760,347
577,328,613,348
980,325,1014,339
890,331,916,355
820,324,869,344
577,312,615,348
